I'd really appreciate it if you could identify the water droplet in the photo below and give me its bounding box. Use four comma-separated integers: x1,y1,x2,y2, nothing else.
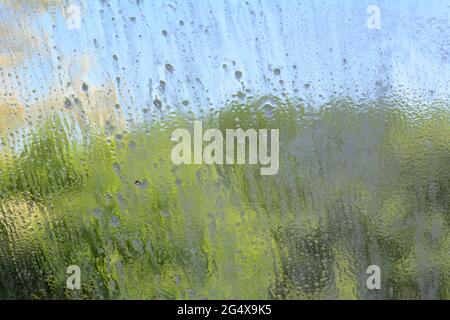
153,98,162,109
165,63,174,72
111,216,121,227
82,82,89,92
94,208,103,219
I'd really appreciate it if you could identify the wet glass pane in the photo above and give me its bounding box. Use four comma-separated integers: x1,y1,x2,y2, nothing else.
0,0,449,300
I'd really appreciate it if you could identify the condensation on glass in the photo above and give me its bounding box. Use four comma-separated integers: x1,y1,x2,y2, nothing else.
0,0,449,299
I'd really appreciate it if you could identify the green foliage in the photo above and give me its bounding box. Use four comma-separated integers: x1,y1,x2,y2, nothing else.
0,97,449,299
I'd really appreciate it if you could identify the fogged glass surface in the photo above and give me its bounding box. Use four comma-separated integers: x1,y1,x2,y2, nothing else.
0,0,449,299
